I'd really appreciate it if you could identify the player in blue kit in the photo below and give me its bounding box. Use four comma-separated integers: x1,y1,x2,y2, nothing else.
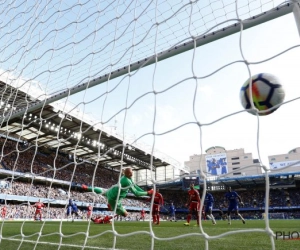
225,187,245,225
204,192,216,225
169,202,176,222
66,199,73,221
71,202,79,222
67,199,80,222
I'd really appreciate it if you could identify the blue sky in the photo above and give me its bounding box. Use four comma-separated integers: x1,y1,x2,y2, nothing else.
66,10,300,172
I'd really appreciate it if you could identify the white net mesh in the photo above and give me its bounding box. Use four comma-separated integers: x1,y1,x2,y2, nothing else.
0,0,299,249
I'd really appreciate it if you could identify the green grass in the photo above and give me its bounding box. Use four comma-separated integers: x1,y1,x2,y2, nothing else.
0,219,299,250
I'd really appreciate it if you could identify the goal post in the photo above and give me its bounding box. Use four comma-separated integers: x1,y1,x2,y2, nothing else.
293,0,300,36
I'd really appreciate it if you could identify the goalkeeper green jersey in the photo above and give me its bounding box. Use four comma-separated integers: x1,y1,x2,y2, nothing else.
104,175,147,200
85,175,147,200
105,175,148,200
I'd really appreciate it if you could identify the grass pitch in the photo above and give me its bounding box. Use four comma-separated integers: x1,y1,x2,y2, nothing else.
0,219,299,250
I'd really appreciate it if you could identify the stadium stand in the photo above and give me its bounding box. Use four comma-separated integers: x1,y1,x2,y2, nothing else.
0,136,300,222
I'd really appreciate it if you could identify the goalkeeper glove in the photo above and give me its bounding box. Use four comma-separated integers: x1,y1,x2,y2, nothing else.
147,189,154,195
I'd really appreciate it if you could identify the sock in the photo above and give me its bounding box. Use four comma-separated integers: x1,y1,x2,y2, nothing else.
238,213,245,221
187,214,191,223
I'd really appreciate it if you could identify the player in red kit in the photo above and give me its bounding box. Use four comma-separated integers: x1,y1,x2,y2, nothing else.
87,204,93,221
33,199,45,221
103,215,113,224
91,214,114,224
1,205,7,219
148,189,164,225
184,183,201,226
140,208,146,221
91,215,104,224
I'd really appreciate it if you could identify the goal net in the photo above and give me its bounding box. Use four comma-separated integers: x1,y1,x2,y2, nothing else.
0,0,299,249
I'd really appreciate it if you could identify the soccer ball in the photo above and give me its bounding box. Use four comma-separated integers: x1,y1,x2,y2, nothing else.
240,73,285,116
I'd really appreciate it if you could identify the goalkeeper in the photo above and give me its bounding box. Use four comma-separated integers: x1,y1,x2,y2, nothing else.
82,167,153,217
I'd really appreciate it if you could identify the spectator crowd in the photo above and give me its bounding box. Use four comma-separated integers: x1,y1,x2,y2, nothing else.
0,137,300,221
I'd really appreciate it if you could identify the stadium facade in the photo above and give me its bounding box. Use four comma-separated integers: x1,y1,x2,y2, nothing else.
184,146,300,177
184,146,263,177
268,147,300,173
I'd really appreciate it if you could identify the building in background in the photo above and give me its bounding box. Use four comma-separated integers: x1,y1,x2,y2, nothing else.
269,147,300,174
184,146,262,177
